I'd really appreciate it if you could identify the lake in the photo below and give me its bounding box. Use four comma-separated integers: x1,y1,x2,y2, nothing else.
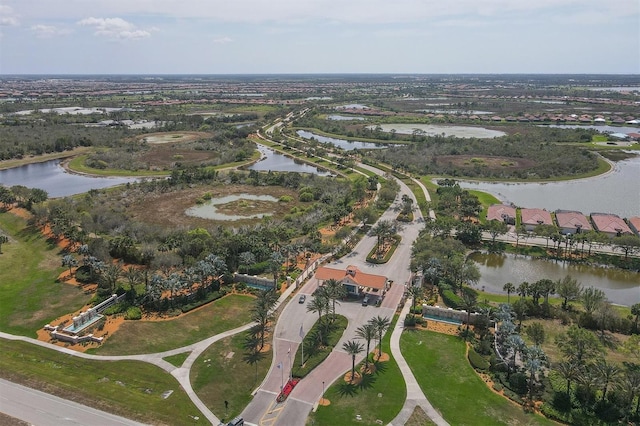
296,130,386,150
0,160,137,198
248,144,331,175
326,115,366,121
368,123,506,138
186,194,279,221
457,154,640,218
469,252,640,306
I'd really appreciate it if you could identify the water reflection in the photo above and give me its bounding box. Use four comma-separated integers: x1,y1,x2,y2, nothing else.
296,130,385,150
469,251,640,306
186,194,278,221
248,145,331,175
0,160,137,198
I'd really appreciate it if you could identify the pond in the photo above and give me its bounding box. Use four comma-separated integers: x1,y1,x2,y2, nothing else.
0,159,137,198
185,194,279,221
457,154,640,218
249,144,331,175
296,130,386,151
367,123,506,138
326,115,366,121
469,252,640,306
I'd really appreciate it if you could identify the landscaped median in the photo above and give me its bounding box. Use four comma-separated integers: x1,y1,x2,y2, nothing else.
308,315,406,426
292,315,348,378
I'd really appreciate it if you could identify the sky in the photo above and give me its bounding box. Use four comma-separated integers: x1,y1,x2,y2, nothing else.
0,0,639,75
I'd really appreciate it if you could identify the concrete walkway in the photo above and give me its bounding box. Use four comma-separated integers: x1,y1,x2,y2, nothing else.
387,300,449,426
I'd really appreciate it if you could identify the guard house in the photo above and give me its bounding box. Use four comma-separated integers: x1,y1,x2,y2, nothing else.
315,265,388,297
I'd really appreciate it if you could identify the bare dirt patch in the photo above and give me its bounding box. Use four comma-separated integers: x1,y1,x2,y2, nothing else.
137,131,210,145
126,184,299,228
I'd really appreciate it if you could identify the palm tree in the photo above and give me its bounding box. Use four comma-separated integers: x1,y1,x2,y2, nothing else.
503,282,515,304
517,281,529,299
407,284,424,313
342,340,365,383
556,360,582,395
461,288,478,335
324,278,346,321
370,316,391,360
593,359,620,401
355,323,376,371
618,369,640,415
523,345,547,399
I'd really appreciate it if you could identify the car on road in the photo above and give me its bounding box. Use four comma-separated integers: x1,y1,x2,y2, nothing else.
362,295,370,306
298,294,306,304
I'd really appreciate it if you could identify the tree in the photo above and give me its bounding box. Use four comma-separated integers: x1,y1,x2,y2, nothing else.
618,368,640,415
612,235,640,260
523,345,547,398
407,284,424,313
525,322,545,346
556,360,583,395
100,262,122,294
324,278,346,322
342,340,364,383
537,278,556,305
0,234,8,254
556,275,582,310
517,281,530,298
512,298,529,329
486,220,509,247
461,287,478,334
243,340,265,385
581,287,606,315
632,303,640,332
61,254,78,277
355,323,376,371
370,220,395,257
503,282,515,304
238,251,256,274
556,325,604,365
370,315,391,360
593,359,620,401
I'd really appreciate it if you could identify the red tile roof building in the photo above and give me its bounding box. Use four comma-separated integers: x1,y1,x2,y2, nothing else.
487,204,516,225
315,265,388,296
555,210,593,235
627,216,640,236
590,213,633,237
521,208,553,231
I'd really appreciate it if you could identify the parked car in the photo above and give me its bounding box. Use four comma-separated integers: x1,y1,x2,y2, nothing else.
227,417,244,426
298,294,306,304
362,295,370,306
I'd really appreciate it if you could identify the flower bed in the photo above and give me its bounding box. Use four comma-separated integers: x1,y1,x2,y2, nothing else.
277,378,300,402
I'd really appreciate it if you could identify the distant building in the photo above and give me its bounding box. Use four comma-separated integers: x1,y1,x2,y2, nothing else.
627,217,640,237
590,213,633,238
555,210,592,235
315,265,388,297
521,208,553,232
487,204,516,225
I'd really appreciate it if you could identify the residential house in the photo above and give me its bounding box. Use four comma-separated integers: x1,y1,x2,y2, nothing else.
590,213,633,238
521,208,553,232
314,265,388,297
487,204,516,225
555,210,592,235
627,216,640,237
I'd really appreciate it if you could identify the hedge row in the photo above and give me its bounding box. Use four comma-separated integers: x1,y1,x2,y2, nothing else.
467,348,490,371
441,289,462,309
180,290,226,313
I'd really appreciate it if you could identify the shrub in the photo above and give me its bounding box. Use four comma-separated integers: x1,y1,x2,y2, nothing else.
279,195,293,202
441,289,462,309
299,192,313,202
492,383,503,392
102,303,126,316
180,291,225,313
508,372,528,395
552,391,572,412
468,348,490,371
404,314,417,327
125,306,142,320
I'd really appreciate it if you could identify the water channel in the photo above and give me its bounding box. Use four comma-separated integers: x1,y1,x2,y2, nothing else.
296,130,386,150
248,144,331,175
457,154,640,218
469,252,639,306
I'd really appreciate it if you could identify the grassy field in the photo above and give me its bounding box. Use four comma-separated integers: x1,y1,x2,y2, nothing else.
0,339,202,425
309,316,406,426
191,332,272,423
0,212,89,336
94,294,255,355
400,329,553,426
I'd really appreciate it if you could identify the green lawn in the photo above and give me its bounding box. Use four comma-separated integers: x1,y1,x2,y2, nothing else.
0,339,201,425
0,212,89,336
401,329,553,426
94,294,255,355
309,316,406,426
191,332,272,423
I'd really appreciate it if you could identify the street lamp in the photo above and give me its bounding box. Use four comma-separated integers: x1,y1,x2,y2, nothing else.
322,381,325,404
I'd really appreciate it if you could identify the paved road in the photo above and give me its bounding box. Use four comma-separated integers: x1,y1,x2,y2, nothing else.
0,378,146,426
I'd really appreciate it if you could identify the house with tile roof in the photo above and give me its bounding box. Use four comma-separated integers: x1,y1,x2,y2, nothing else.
555,210,593,235
521,208,553,231
627,217,640,237
487,204,516,225
590,213,633,238
315,265,388,297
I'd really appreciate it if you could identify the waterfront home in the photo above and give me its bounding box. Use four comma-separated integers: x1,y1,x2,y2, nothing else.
555,210,593,235
590,213,633,237
487,204,516,225
628,216,640,236
315,265,388,297
521,208,553,231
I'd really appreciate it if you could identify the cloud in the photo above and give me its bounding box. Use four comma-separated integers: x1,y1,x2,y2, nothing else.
30,24,72,38
212,36,233,44
77,17,151,39
0,5,20,27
